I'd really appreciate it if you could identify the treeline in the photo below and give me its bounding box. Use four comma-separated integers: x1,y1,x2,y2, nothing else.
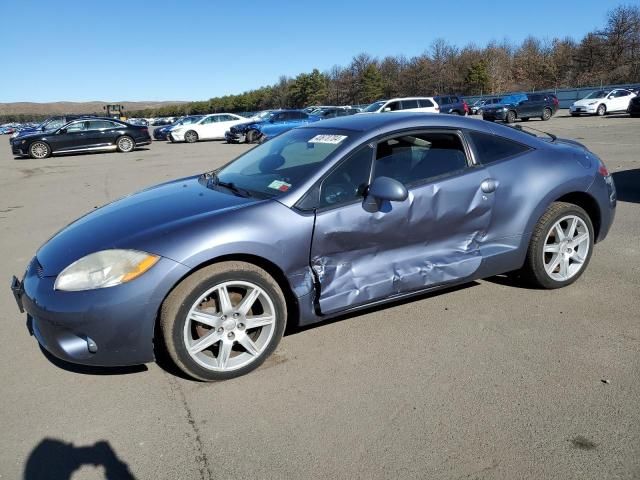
127,5,639,118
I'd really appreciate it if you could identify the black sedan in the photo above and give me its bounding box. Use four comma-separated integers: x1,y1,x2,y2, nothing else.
11,118,151,159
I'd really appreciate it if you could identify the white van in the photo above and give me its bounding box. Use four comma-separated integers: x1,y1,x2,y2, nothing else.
362,97,440,114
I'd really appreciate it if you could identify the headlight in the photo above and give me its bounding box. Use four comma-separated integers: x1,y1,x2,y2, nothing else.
501,107,508,111
54,249,159,291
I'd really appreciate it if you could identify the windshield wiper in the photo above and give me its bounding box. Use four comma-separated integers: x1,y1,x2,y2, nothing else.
203,171,252,198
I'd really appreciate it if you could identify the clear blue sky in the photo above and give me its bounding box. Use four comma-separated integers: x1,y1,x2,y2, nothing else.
0,0,634,102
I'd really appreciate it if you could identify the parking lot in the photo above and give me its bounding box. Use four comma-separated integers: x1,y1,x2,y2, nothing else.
0,113,638,479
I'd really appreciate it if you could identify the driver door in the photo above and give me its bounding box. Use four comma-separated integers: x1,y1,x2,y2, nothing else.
47,120,91,152
310,130,495,314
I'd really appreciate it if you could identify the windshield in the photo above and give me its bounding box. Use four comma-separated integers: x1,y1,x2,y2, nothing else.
175,116,203,126
214,128,350,198
364,101,386,112
253,111,273,120
584,90,607,99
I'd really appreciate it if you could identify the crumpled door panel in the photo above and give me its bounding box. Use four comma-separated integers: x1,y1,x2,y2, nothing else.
311,170,494,314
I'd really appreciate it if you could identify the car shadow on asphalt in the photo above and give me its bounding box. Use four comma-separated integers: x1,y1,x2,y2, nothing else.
39,346,148,376
612,169,640,203
24,438,135,479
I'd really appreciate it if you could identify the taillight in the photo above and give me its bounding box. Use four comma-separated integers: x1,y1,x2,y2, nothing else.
598,163,609,176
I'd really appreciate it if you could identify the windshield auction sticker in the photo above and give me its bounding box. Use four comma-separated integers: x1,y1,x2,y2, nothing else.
268,180,292,192
308,134,348,144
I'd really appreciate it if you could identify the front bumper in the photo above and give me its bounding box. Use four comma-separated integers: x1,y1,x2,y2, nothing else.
570,105,598,114
11,255,190,367
482,109,508,121
168,131,185,142
11,140,28,155
225,131,245,143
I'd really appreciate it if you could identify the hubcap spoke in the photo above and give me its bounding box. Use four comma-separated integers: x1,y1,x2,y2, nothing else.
217,340,233,369
244,314,275,329
570,232,589,248
544,244,560,253
189,310,221,328
554,223,566,241
217,285,233,314
237,333,259,356
573,252,586,264
237,288,261,316
188,331,221,354
545,254,561,274
567,217,578,239
559,257,569,278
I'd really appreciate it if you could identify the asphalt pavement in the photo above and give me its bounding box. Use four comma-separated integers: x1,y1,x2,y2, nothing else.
0,113,638,479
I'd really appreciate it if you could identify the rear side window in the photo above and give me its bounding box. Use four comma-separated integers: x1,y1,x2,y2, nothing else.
374,131,468,186
467,130,531,164
401,99,419,109
419,99,434,108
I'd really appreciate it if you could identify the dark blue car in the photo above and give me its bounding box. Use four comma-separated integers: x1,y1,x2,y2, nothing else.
225,109,320,144
11,113,616,381
153,115,204,141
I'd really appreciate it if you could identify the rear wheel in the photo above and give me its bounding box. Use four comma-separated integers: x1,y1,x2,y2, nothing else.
520,202,593,289
29,141,50,159
116,135,135,153
505,110,516,123
245,129,261,144
541,107,552,121
596,104,606,116
160,262,287,381
184,130,199,143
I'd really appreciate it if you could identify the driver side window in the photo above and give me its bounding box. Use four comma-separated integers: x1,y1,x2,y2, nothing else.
319,146,373,208
66,121,87,132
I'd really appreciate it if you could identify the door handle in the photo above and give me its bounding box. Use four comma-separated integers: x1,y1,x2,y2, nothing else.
481,179,497,193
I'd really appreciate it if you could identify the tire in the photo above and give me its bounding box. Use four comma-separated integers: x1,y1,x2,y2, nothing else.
520,202,594,289
245,129,261,144
541,107,552,121
184,130,199,143
596,104,606,116
505,110,516,123
28,141,51,159
116,135,135,153
477,109,483,116
160,261,287,381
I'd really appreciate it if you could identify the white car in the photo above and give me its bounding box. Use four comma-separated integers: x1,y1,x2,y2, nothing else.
169,113,247,143
361,97,440,114
570,89,636,116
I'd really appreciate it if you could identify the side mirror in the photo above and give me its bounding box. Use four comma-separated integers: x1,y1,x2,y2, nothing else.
368,176,408,202
382,107,391,112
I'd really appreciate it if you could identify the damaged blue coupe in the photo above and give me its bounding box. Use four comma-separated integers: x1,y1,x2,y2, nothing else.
11,113,616,381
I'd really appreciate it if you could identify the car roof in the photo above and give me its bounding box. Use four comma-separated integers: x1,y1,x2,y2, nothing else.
299,111,547,147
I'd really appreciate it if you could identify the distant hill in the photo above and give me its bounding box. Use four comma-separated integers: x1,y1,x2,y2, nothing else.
0,101,188,116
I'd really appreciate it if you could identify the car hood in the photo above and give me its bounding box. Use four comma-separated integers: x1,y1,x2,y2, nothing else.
36,175,258,276
573,98,602,106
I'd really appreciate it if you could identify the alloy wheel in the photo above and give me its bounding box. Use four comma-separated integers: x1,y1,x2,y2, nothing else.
117,137,133,152
542,215,590,282
30,142,49,159
183,281,276,372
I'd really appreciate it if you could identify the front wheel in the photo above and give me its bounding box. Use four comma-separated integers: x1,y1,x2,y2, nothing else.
520,202,594,289
541,107,552,121
245,129,261,144
505,110,516,123
160,262,287,381
596,104,606,116
116,135,135,153
29,141,51,159
184,130,199,143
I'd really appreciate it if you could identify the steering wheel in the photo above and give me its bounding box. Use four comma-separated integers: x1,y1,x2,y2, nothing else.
323,182,357,205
